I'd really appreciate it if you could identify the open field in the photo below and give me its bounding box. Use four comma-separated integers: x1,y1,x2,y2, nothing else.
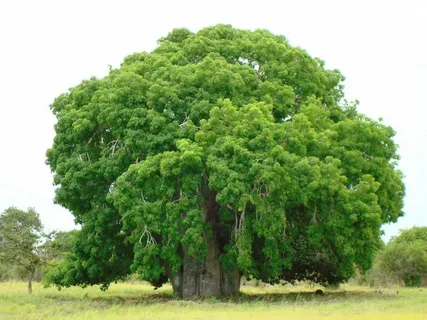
1,282,426,320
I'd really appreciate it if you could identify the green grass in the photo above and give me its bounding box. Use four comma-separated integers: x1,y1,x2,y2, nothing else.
1,281,426,319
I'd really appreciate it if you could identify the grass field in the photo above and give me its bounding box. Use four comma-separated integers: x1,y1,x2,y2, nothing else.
0,281,426,319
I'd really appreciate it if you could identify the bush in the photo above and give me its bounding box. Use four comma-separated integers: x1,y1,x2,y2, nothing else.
354,260,400,287
378,227,427,287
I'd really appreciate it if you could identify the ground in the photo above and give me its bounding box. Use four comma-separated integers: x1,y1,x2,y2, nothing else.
1,282,426,319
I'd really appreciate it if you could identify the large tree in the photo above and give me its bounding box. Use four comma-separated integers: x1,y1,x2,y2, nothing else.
46,25,405,298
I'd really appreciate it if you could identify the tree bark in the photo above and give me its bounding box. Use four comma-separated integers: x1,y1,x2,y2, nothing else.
170,238,240,299
168,189,240,299
28,268,34,294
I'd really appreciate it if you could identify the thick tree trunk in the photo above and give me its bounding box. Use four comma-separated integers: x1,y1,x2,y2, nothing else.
168,190,240,299
28,269,34,295
170,238,240,299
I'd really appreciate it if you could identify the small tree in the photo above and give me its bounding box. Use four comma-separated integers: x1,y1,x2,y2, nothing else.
42,230,79,264
0,207,45,293
379,227,427,287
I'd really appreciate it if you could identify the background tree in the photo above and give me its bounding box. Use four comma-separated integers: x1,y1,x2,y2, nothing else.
41,230,79,263
46,25,405,298
379,227,427,286
42,230,80,287
0,207,44,294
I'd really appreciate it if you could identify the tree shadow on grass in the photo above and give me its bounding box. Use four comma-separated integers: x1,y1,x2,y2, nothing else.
43,289,401,307
235,290,401,304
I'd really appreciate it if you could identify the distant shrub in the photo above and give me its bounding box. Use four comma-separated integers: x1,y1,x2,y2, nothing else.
355,227,427,288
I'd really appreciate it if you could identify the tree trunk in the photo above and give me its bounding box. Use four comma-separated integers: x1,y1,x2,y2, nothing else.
169,238,240,299
168,189,241,299
28,268,34,294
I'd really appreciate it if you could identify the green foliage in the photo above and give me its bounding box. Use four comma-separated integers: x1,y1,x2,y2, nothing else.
0,208,81,288
41,230,79,263
0,207,44,274
0,207,51,292
0,228,79,284
46,25,404,290
379,227,427,287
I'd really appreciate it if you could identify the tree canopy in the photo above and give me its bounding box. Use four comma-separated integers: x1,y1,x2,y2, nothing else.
46,25,405,298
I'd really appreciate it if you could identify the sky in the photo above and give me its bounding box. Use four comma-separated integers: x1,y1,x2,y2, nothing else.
0,0,425,241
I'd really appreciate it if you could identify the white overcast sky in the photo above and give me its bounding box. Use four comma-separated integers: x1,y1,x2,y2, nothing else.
0,0,425,240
